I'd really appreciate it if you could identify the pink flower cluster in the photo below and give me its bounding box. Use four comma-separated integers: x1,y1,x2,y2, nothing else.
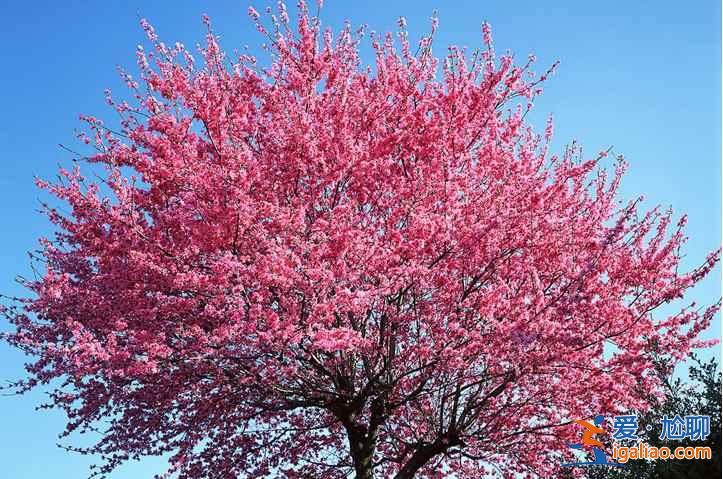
3,4,718,479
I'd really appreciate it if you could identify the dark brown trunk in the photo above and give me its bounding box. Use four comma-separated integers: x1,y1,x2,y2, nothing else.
393,440,448,479
347,423,375,479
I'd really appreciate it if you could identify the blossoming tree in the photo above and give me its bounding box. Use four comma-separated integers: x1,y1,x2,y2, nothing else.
4,3,719,478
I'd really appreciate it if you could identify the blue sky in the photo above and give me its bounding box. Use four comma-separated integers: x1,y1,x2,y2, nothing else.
0,1,720,477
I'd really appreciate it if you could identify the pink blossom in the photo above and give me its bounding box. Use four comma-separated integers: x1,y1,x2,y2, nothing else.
3,7,718,479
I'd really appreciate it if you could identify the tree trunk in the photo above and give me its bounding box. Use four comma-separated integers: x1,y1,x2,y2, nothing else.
393,441,447,479
346,423,376,479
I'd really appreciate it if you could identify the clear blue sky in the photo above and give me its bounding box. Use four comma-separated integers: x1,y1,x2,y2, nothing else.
0,1,720,477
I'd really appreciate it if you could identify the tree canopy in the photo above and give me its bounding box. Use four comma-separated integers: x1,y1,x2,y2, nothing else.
3,4,719,478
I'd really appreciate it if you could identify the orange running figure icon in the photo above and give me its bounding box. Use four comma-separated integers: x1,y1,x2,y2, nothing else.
561,415,624,467
573,419,605,447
